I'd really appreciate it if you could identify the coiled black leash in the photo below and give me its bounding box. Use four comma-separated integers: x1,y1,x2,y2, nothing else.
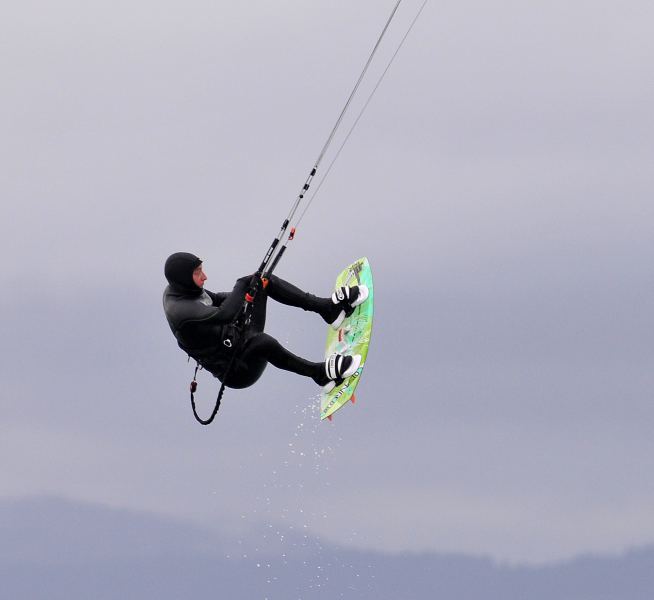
189,331,243,425
189,362,227,426
189,362,224,425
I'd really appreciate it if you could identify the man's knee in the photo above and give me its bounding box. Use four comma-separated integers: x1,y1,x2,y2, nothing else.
245,332,278,355
266,274,281,293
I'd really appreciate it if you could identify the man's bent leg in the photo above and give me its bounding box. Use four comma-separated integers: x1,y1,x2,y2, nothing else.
240,332,326,385
266,275,333,320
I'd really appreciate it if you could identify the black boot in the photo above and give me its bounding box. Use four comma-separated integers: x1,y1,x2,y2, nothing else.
319,353,362,391
326,285,369,329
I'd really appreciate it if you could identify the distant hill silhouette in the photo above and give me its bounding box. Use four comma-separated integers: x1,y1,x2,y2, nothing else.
1,496,652,599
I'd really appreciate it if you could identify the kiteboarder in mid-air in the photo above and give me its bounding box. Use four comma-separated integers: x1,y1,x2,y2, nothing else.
160,2,425,423
163,252,368,391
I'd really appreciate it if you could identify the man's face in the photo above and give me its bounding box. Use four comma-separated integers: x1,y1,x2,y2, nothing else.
192,264,207,288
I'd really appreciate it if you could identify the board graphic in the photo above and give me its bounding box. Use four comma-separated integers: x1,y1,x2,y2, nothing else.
320,257,374,421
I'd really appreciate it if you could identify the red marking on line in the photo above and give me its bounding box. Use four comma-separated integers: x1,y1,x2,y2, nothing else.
338,330,343,342
327,414,333,421
350,394,356,404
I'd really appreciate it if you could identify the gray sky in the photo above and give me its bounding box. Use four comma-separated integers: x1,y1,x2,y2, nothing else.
1,0,653,564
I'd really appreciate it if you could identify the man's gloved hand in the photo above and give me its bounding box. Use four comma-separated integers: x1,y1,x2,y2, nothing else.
236,274,254,285
238,273,266,303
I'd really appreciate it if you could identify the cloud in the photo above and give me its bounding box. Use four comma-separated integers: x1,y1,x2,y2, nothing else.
1,0,653,564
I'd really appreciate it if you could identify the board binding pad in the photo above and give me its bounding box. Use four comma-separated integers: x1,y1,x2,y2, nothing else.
320,257,374,421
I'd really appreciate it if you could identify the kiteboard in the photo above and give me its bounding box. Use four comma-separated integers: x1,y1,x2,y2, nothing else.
320,257,374,421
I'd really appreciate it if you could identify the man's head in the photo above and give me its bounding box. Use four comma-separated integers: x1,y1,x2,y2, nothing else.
164,252,205,293
192,263,207,288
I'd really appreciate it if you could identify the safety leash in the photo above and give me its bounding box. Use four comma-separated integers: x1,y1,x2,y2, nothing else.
189,362,222,425
189,345,240,426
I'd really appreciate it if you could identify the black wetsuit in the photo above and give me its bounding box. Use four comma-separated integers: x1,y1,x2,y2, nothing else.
163,274,330,388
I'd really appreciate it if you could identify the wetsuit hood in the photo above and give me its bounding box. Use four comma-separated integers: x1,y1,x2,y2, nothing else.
164,252,203,295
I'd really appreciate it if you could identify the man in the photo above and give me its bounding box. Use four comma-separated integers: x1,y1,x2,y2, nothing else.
162,252,368,390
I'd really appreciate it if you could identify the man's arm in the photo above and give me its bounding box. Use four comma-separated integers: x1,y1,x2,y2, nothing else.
205,290,229,307
195,276,251,324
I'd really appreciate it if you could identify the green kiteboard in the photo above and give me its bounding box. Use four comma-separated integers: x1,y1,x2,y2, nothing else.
320,257,374,421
